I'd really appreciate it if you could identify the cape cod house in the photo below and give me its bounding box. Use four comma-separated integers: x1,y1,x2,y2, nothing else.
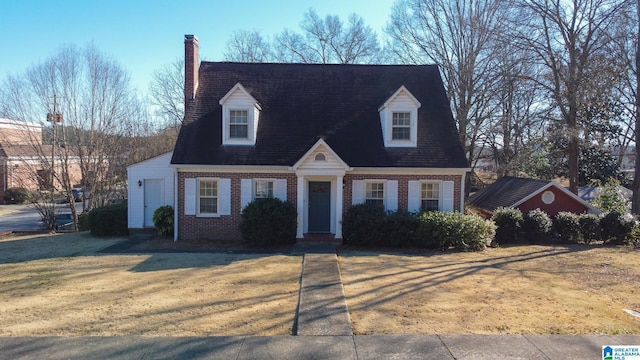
164,35,469,242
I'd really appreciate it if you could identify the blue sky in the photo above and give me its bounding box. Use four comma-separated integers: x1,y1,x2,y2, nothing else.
0,0,395,96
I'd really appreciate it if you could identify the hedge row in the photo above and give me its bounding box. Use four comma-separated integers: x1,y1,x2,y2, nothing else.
491,207,637,246
342,204,496,251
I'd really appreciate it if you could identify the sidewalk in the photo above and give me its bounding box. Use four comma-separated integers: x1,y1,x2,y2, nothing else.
1,241,638,359
1,334,638,359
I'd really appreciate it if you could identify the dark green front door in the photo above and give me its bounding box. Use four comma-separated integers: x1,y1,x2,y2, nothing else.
308,181,331,232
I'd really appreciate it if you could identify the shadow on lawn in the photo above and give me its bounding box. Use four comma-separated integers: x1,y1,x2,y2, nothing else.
337,244,596,309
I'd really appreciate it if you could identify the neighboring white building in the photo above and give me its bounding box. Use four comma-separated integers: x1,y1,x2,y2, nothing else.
127,152,175,230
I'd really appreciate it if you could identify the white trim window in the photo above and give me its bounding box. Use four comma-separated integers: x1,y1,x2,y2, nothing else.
229,110,249,139
365,182,385,207
198,179,218,215
421,182,440,211
254,180,274,199
392,112,411,140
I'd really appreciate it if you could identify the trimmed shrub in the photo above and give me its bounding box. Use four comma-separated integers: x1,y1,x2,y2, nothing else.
522,209,552,243
578,214,600,244
379,211,420,247
342,204,386,246
600,212,636,245
553,212,581,243
88,204,128,236
417,212,495,251
240,198,297,246
491,207,523,245
77,212,89,231
3,187,32,204
152,205,174,237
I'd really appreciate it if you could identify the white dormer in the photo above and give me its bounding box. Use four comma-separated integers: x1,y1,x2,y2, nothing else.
219,83,262,145
378,85,421,147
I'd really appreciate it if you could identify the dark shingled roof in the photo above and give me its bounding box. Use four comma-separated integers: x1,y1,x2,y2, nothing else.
171,62,468,168
467,176,551,212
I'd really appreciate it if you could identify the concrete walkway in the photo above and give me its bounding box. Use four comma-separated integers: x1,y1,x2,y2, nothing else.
1,241,638,359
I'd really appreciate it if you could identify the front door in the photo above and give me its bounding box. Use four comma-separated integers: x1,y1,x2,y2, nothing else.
308,181,331,232
144,179,163,227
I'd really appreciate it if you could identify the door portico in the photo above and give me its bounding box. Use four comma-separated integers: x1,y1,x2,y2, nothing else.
291,139,351,240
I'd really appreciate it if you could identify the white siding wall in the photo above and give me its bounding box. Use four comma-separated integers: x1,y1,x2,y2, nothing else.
127,152,175,229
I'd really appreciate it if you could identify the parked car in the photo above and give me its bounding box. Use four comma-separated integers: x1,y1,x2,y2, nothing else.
72,188,89,202
37,213,75,230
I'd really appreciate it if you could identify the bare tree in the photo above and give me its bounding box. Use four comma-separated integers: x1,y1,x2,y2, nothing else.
0,43,151,228
271,9,383,64
149,58,184,129
387,0,510,166
514,0,628,193
223,29,272,62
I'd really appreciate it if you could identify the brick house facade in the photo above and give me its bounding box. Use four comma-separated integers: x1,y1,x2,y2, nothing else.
169,35,470,242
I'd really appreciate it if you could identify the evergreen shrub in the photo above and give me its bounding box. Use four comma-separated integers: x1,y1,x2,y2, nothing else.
491,207,523,245
153,205,174,237
240,198,297,246
89,204,128,236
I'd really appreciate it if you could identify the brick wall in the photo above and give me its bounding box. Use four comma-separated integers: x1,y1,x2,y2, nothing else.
343,174,463,214
177,172,297,241
177,171,463,241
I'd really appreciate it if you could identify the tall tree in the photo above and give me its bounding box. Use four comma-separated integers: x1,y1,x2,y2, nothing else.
149,57,184,129
514,0,628,193
221,9,384,64
387,0,509,165
0,43,154,226
223,29,272,62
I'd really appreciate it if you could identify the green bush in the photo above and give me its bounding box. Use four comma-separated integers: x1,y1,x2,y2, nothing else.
522,209,552,243
3,187,32,204
240,198,297,246
600,212,636,245
342,204,386,246
379,211,420,247
88,204,128,236
77,212,89,231
491,207,523,245
417,212,495,251
152,205,174,237
578,213,600,244
553,212,581,243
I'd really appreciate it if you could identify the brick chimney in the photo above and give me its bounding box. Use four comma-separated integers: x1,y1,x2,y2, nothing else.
184,34,199,116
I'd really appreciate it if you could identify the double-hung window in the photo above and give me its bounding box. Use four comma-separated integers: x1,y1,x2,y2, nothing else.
365,182,385,207
198,179,218,215
229,110,248,139
421,182,440,211
254,180,274,199
392,112,411,140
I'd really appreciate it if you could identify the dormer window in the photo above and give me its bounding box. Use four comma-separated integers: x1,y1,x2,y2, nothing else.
219,83,261,145
392,112,411,140
229,110,249,138
379,85,421,147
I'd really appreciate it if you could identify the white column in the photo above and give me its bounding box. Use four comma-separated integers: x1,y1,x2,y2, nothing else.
296,175,305,238
335,175,344,239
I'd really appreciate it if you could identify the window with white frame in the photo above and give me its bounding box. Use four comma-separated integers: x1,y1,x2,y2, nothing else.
421,182,440,211
392,112,411,140
229,110,249,138
198,179,218,215
254,180,274,199
365,182,385,207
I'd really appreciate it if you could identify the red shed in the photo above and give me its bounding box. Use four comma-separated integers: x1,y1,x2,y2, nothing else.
467,176,600,219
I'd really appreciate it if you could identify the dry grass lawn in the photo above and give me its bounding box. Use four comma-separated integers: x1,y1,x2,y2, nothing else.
1,233,638,336
340,245,640,335
0,233,301,336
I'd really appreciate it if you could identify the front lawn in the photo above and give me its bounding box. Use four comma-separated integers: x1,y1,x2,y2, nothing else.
339,245,640,335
